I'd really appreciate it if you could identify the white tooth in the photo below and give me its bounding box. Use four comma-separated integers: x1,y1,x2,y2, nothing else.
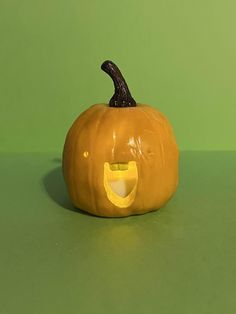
109,179,130,197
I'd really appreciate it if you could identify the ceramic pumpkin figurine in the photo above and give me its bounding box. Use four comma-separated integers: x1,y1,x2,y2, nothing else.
63,61,179,217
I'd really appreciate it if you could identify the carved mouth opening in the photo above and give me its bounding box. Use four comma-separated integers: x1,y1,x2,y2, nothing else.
103,161,138,208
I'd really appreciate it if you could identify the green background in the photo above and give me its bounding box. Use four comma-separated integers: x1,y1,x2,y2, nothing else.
1,0,236,152
1,1,236,313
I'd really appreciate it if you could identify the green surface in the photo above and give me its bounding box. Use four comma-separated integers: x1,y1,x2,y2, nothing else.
1,0,236,152
1,151,236,313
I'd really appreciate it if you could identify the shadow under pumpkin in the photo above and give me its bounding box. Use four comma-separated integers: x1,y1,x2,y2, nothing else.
42,164,88,214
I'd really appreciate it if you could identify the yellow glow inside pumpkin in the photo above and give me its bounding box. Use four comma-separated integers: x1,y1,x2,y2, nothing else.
103,161,138,208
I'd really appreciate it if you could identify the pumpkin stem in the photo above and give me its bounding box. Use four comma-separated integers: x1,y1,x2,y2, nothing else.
101,60,136,107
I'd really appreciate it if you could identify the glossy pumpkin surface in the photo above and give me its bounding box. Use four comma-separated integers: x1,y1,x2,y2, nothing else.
63,103,179,217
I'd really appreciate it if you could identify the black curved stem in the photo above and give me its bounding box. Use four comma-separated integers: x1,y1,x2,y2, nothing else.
101,60,136,107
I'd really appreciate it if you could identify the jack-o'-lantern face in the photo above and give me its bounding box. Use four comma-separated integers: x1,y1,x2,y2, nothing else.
62,61,179,217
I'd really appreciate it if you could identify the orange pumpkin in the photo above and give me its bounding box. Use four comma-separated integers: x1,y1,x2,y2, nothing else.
63,61,179,217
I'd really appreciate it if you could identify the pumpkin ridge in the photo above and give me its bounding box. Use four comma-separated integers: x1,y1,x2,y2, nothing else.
73,105,103,208
90,106,109,215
